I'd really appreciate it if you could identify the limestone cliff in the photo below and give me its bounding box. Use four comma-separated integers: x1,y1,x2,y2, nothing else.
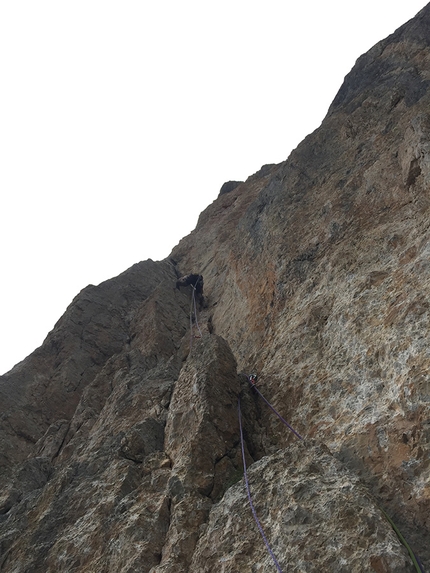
1,6,429,573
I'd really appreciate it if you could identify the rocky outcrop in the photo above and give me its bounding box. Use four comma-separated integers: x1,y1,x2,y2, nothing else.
218,180,244,196
0,330,245,573
0,259,179,490
169,6,430,568
1,5,430,572
151,335,241,573
190,442,415,573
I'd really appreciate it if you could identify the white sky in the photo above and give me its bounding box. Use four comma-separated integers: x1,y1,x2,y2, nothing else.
1,1,427,375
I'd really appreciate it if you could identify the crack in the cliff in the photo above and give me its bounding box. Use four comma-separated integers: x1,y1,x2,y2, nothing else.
50,421,71,462
119,452,143,464
5,420,37,445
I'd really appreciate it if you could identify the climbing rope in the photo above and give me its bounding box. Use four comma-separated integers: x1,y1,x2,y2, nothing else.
247,376,303,440
179,273,425,570
378,506,425,573
238,396,284,573
189,279,203,348
192,282,203,338
189,294,194,348
244,375,425,572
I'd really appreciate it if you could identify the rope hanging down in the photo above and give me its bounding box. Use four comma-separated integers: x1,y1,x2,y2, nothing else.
189,280,203,348
245,376,425,572
192,283,203,338
238,396,284,573
248,376,303,440
378,506,425,573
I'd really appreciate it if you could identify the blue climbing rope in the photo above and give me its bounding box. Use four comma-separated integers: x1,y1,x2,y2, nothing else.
238,396,284,573
247,376,303,440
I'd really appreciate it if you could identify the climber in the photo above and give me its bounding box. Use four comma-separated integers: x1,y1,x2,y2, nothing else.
176,274,204,308
176,274,204,294
248,374,258,386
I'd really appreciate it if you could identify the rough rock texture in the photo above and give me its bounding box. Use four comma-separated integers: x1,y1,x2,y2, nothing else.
1,5,430,573
219,180,244,196
190,442,414,573
0,259,177,490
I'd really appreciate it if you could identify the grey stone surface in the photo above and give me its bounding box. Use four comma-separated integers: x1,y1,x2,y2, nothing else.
1,6,429,572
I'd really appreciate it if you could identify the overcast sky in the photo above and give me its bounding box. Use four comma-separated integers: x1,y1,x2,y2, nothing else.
1,1,427,375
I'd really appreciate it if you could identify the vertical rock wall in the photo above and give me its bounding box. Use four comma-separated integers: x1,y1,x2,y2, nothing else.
1,5,430,572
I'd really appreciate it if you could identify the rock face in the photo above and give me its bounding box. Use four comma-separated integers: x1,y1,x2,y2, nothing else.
1,6,430,573
190,442,415,573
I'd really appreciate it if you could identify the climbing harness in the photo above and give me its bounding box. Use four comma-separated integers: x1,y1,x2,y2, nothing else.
238,396,284,573
247,376,303,441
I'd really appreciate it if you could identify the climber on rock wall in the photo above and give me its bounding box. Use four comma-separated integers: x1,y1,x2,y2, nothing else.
175,274,204,308
175,274,204,294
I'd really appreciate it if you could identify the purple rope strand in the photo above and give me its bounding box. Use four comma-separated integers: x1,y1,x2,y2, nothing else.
248,379,303,440
189,295,194,349
416,555,426,573
238,397,285,573
245,380,426,572
192,286,203,338
189,283,203,348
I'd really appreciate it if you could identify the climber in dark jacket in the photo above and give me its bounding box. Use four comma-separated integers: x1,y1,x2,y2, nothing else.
175,274,203,294
176,274,204,309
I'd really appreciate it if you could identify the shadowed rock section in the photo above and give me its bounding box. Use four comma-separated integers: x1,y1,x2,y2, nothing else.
1,5,430,572
152,335,241,573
